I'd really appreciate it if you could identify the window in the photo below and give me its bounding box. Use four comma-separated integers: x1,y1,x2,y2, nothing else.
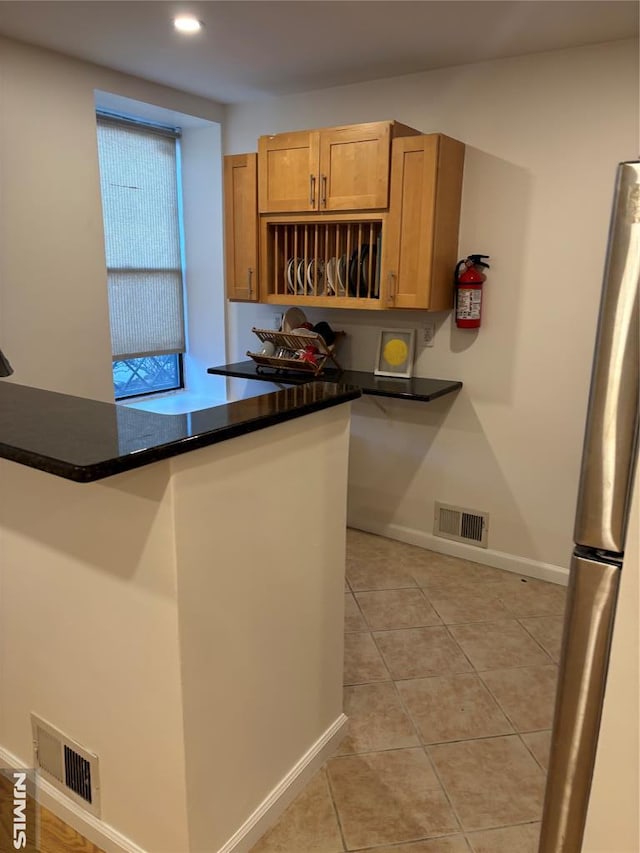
96,114,186,399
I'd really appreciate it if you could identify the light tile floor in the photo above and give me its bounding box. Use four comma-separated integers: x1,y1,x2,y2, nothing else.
251,529,567,852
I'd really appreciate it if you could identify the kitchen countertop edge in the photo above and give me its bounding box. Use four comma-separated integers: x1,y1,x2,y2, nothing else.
0,382,361,483
207,362,463,402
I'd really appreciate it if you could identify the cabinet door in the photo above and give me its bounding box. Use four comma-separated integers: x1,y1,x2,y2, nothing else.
319,122,391,211
224,154,259,301
382,134,464,310
258,131,320,213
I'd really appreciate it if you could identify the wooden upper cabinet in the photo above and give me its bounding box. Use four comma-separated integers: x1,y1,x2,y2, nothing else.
258,121,418,214
224,153,259,301
382,134,465,310
319,122,391,211
258,131,319,213
224,124,465,312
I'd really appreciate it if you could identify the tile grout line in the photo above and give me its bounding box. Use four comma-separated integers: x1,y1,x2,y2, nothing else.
474,671,554,775
368,622,478,681
356,832,474,852
441,624,477,672
445,620,559,672
343,831,473,852
322,765,348,853
516,729,553,774
368,627,394,682
476,668,532,735
515,615,560,663
389,657,558,678
349,587,371,630
327,731,531,756
353,586,445,631
465,817,544,840
362,560,470,842
348,544,471,842
384,649,468,839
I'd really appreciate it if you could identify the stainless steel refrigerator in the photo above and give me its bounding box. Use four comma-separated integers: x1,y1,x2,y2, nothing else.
539,161,640,851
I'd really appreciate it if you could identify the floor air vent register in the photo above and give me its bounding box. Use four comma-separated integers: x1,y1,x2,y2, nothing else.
31,714,101,816
434,501,489,548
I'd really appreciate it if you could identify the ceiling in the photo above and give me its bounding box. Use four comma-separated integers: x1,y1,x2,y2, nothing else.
0,1,637,104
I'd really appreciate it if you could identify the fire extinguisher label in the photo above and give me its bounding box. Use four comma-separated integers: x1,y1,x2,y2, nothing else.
457,289,481,320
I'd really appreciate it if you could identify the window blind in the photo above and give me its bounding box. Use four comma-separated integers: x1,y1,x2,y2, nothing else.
96,116,185,360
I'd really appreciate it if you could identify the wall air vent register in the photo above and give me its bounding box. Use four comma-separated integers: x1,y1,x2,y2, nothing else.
31,713,101,816
434,501,489,548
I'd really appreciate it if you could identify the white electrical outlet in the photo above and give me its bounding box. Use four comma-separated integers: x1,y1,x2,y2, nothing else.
272,313,283,330
423,321,436,347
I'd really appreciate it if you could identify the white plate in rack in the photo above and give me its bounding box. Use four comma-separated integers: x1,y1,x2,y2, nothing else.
307,259,326,295
282,306,308,333
286,258,296,294
327,255,347,296
336,255,347,296
296,259,307,294
326,257,337,294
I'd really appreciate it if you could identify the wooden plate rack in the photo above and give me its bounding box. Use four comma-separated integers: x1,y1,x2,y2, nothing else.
246,328,343,376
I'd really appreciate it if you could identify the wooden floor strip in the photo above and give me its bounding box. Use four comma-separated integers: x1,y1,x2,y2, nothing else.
39,804,105,853
0,773,105,852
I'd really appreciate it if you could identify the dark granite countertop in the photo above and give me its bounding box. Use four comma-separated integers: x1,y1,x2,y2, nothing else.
0,381,360,483
207,361,462,403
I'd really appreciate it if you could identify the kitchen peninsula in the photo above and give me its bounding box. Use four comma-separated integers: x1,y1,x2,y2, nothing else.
0,380,358,852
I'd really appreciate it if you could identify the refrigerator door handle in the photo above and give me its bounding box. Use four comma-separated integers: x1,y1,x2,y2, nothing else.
539,552,621,853
574,161,640,553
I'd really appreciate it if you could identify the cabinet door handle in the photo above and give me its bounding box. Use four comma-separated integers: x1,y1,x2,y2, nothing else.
321,174,327,208
309,174,316,207
247,267,253,298
387,271,396,305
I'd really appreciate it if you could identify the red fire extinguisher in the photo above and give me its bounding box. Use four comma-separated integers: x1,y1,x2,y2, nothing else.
455,254,490,328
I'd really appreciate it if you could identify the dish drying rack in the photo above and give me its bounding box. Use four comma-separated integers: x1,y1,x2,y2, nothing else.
247,328,343,376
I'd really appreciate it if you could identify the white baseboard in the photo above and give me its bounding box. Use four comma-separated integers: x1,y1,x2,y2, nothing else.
1,714,348,853
217,713,348,853
349,518,569,586
0,744,144,853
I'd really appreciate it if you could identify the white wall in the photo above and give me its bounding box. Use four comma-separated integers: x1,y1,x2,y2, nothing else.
181,124,228,398
0,458,191,852
0,37,224,401
171,406,350,851
224,39,639,572
0,403,351,852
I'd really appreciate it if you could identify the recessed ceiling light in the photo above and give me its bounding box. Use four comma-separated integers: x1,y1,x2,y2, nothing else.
173,15,203,34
